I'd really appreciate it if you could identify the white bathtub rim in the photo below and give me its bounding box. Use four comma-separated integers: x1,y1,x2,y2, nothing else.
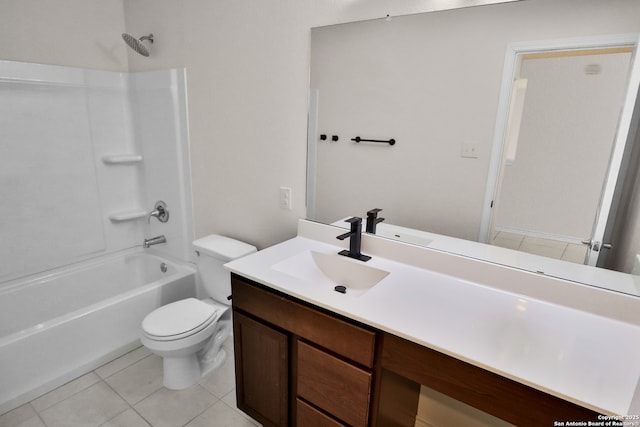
0,268,195,348
0,246,194,292
0,248,195,347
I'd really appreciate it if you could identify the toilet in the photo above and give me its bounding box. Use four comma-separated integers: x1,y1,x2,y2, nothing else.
140,235,257,390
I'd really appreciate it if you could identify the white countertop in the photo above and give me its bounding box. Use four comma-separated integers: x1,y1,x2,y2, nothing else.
224,220,640,416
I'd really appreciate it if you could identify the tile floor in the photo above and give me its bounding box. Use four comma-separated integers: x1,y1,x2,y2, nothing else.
491,231,588,264
0,340,261,427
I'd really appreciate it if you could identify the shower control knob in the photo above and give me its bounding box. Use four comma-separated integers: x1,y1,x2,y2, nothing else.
148,200,170,223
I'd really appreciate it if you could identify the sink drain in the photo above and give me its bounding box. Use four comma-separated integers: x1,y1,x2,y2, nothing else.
334,285,347,294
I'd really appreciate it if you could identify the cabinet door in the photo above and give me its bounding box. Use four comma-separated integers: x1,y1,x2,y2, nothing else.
233,311,288,427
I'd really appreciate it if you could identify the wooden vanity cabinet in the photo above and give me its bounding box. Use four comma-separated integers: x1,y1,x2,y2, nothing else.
376,333,601,427
231,274,377,427
232,273,602,427
232,311,289,426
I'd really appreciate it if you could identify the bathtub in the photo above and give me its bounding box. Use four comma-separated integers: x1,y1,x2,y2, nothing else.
0,248,196,414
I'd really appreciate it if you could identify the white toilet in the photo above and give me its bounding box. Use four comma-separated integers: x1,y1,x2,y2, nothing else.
140,235,256,390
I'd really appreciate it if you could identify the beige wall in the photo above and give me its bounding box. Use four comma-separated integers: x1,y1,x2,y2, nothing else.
3,1,640,248
2,0,640,424
122,0,519,249
311,2,640,242
122,0,640,249
496,52,632,240
0,0,128,71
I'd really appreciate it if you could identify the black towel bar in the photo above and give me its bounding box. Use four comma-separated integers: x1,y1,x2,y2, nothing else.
351,136,396,146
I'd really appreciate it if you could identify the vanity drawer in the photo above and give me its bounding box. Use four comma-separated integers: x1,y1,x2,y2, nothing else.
297,341,372,427
231,276,376,367
296,398,347,427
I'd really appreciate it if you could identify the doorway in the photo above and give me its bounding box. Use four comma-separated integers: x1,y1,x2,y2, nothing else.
481,36,640,268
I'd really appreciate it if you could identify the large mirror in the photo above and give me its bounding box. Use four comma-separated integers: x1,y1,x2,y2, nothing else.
306,0,640,296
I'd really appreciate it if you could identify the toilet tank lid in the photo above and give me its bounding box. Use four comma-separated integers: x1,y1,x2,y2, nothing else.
193,234,257,260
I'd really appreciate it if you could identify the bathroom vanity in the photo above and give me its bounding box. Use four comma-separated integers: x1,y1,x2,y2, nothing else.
232,276,376,426
225,220,640,427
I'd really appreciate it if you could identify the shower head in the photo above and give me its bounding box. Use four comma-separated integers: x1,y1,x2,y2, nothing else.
122,33,154,57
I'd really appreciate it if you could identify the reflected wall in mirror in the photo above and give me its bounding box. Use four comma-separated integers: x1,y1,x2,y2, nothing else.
307,0,640,295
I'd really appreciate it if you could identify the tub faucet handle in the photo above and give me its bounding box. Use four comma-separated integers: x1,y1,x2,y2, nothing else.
148,200,169,223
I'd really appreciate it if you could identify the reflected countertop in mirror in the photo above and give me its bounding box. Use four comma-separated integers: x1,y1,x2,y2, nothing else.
331,218,640,296
307,0,640,296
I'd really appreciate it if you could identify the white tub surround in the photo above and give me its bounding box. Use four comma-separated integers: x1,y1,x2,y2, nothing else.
225,220,640,417
0,60,194,285
0,249,196,414
0,60,195,414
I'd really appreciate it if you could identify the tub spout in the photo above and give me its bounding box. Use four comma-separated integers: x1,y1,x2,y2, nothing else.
144,235,166,248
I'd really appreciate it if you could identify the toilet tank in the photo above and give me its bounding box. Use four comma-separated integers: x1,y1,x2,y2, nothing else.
192,235,257,303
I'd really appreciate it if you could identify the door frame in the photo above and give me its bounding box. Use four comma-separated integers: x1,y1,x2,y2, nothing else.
479,33,640,263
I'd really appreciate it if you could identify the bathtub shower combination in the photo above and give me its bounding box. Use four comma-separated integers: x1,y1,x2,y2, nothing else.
0,250,195,413
0,60,195,413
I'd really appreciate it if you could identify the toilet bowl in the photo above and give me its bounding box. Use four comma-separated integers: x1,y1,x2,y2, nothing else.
140,235,256,390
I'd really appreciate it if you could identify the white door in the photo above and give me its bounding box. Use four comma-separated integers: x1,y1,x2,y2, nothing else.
585,40,640,265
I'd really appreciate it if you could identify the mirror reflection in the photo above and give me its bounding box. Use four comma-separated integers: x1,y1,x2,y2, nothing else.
489,47,632,267
306,0,640,296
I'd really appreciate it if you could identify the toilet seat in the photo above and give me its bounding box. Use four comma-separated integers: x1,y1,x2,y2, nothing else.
142,298,220,342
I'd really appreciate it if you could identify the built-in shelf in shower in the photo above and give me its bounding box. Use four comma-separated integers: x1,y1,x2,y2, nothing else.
108,210,147,222
101,154,143,165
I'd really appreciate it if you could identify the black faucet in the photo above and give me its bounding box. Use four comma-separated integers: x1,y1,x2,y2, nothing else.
365,208,385,234
336,217,371,261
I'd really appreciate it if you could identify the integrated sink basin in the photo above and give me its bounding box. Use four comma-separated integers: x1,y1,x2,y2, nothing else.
271,250,390,296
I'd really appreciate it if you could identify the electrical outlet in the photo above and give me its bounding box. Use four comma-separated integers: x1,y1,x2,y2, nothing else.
279,187,292,210
461,142,479,158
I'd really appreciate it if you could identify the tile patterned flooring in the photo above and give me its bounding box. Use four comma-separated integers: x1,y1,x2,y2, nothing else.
0,341,261,427
491,231,588,264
